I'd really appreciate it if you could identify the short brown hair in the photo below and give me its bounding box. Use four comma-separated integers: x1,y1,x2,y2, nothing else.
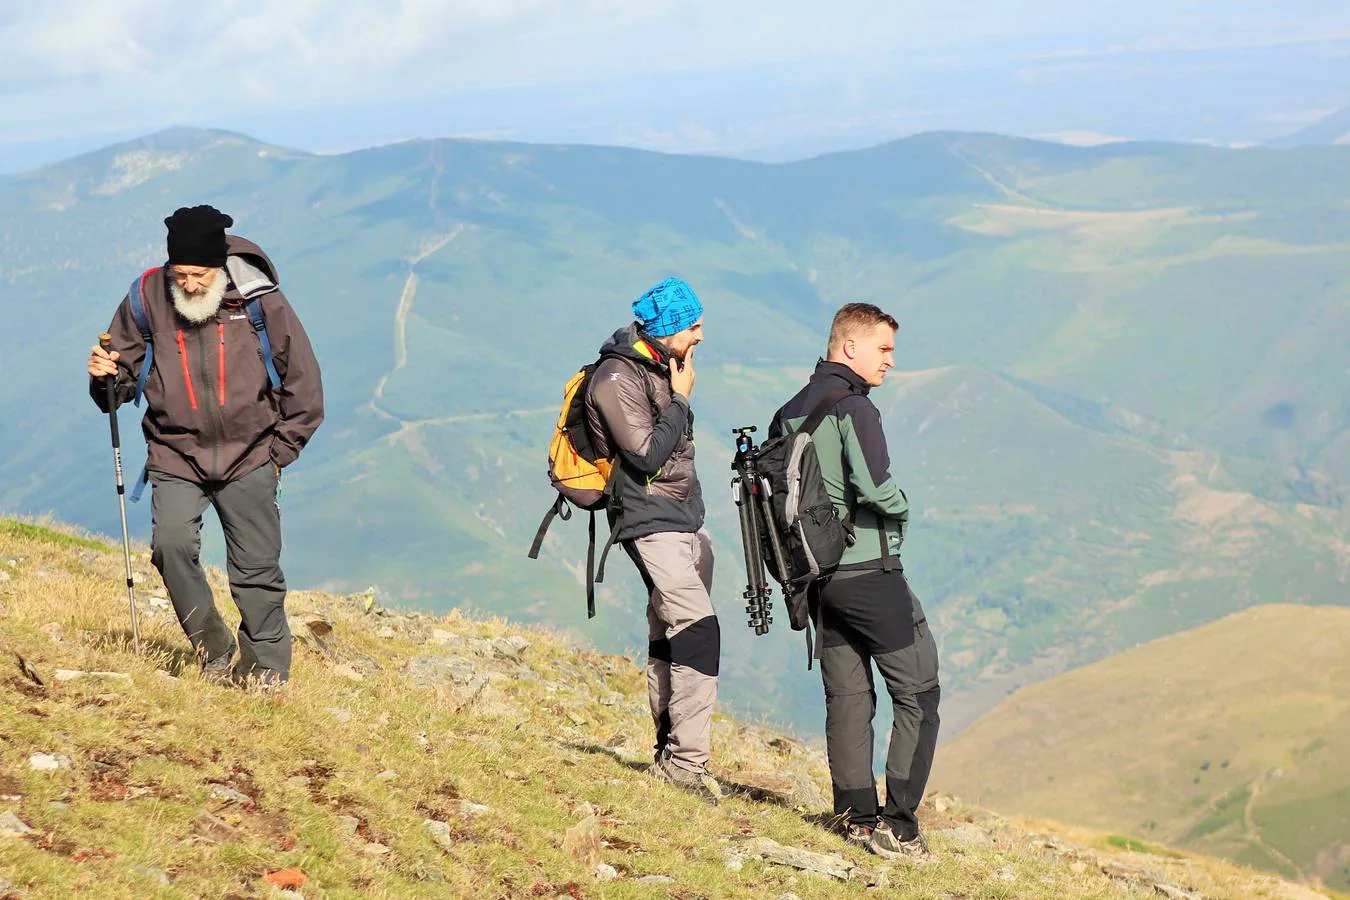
828,303,899,354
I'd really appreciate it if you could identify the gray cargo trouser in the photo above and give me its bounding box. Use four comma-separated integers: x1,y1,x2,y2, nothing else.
819,568,941,839
625,528,719,773
150,463,291,681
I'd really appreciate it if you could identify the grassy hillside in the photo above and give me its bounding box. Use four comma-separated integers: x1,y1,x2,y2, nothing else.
2,128,1349,740
0,518,1337,899
932,604,1350,892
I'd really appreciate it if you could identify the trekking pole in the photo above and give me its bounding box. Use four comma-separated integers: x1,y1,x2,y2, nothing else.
100,334,141,654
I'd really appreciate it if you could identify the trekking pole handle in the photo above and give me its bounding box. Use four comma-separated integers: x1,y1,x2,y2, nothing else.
99,334,122,439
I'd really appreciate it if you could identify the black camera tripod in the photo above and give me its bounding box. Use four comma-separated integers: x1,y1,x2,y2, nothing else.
731,426,791,636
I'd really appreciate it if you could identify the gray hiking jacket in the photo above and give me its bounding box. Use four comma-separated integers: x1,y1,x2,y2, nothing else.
584,324,705,542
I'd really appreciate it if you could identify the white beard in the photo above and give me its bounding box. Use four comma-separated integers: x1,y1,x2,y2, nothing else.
169,269,229,323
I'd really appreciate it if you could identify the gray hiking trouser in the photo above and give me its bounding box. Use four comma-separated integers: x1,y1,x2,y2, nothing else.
625,528,719,773
819,568,941,840
150,463,291,681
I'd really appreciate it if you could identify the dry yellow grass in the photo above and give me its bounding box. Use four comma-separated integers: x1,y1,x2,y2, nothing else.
0,518,1334,898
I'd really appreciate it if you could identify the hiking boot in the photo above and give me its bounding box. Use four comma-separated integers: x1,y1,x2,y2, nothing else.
846,824,875,846
201,651,235,685
649,750,722,804
868,822,931,859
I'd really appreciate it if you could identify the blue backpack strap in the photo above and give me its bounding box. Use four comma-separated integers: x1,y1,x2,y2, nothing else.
245,296,283,392
127,269,157,407
129,465,150,504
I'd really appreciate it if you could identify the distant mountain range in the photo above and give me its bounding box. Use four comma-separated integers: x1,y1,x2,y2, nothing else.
1271,105,1350,146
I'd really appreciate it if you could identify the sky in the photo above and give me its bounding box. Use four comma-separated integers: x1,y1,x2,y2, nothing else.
2,1,1350,170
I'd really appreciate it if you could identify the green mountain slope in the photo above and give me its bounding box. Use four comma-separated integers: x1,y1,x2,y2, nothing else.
2,128,1348,738
932,604,1350,891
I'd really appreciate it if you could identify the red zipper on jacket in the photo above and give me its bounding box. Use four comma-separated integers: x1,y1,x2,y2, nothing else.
176,329,199,410
217,323,226,406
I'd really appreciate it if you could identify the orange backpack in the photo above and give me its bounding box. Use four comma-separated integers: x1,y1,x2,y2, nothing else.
527,356,649,618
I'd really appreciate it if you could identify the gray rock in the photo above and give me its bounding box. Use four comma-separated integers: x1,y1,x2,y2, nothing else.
429,629,462,647
148,595,171,614
995,866,1017,883
407,655,480,689
362,842,391,856
449,800,489,818
936,823,992,847
424,818,455,852
53,670,131,683
133,866,173,886
493,635,530,659
0,810,35,837
375,770,398,782
595,863,619,881
210,784,252,805
47,801,69,811
635,875,675,885
335,815,360,836
28,753,71,772
743,838,855,881
289,613,335,654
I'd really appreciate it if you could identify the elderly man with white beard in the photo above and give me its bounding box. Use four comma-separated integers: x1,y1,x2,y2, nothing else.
87,205,324,689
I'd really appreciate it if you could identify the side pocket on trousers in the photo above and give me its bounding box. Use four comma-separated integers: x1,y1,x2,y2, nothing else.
913,619,939,687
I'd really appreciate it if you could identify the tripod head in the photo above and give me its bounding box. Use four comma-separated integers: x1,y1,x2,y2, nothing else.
732,426,757,466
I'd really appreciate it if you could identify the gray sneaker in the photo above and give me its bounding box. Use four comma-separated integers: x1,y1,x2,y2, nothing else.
649,750,722,804
869,822,931,859
846,824,875,846
201,651,235,685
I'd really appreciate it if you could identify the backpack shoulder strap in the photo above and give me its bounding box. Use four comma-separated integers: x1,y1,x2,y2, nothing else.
788,385,857,437
598,353,659,415
245,296,283,392
128,268,158,408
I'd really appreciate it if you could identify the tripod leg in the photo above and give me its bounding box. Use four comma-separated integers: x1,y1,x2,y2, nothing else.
735,477,760,596
756,475,791,590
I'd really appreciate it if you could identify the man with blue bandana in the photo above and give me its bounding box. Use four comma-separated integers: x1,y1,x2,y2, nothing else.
584,277,721,803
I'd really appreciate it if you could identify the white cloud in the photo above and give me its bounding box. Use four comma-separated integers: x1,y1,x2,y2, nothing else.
1,0,1348,141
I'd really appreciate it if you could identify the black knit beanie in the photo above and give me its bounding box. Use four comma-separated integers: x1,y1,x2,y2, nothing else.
165,205,234,267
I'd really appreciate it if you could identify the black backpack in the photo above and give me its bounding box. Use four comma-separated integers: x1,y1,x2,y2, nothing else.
755,387,856,629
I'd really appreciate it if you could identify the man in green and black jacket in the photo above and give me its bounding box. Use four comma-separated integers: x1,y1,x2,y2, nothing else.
769,302,941,858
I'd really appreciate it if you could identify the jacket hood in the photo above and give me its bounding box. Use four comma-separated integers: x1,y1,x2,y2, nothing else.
223,235,281,299
597,323,671,370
